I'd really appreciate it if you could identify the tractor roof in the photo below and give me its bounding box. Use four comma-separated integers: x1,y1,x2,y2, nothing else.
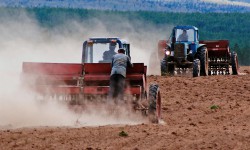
174,25,198,31
88,37,129,44
82,37,129,50
89,37,120,42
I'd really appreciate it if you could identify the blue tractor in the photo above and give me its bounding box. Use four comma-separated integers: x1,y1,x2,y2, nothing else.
158,25,208,77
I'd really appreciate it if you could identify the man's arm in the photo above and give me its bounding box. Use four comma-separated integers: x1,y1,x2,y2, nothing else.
103,51,108,60
127,56,133,68
177,35,181,41
111,57,114,67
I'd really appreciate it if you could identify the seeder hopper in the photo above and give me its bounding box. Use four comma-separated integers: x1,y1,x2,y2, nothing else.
200,40,239,75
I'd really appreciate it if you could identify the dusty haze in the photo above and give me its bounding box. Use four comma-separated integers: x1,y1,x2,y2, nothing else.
0,10,171,129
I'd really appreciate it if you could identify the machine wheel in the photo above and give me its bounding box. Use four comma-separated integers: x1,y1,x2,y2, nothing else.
231,51,239,75
168,64,175,76
160,58,167,76
161,57,174,76
208,70,211,75
148,84,161,123
199,47,209,76
193,59,200,77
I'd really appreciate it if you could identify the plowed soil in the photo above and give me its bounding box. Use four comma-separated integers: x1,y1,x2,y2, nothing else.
0,66,250,150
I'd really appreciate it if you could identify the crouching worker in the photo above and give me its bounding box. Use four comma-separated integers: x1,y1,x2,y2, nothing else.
108,48,133,102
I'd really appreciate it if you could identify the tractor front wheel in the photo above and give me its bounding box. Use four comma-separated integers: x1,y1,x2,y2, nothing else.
160,58,167,76
161,57,174,76
148,84,161,123
168,64,175,76
193,59,200,77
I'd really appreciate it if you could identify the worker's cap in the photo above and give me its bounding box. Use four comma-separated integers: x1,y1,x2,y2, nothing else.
118,48,126,53
110,42,116,46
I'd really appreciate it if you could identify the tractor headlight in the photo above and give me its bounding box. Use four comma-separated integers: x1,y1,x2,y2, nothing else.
165,50,171,55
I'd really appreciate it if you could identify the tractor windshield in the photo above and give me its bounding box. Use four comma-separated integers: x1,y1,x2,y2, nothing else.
176,29,195,42
84,43,119,63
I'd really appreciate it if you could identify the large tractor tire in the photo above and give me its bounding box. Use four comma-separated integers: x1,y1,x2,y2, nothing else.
193,59,200,77
199,47,209,76
148,84,161,123
160,58,167,76
231,51,239,75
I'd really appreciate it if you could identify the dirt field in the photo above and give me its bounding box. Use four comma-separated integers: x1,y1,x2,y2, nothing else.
0,66,249,150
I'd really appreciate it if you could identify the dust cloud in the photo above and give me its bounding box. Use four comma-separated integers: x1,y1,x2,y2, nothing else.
0,10,169,129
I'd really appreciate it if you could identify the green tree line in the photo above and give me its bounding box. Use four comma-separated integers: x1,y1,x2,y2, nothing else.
1,7,249,65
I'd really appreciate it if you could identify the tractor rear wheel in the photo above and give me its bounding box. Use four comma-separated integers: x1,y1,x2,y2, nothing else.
231,51,239,75
193,59,200,77
148,84,161,123
199,47,209,76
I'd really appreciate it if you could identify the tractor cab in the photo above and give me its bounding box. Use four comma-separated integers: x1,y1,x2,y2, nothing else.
170,26,200,58
173,26,198,43
82,37,130,63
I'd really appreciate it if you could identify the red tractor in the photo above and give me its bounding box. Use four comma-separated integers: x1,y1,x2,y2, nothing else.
22,37,162,123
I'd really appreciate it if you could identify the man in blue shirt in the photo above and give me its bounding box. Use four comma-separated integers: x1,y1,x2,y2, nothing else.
108,48,132,102
102,43,117,62
177,29,188,41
